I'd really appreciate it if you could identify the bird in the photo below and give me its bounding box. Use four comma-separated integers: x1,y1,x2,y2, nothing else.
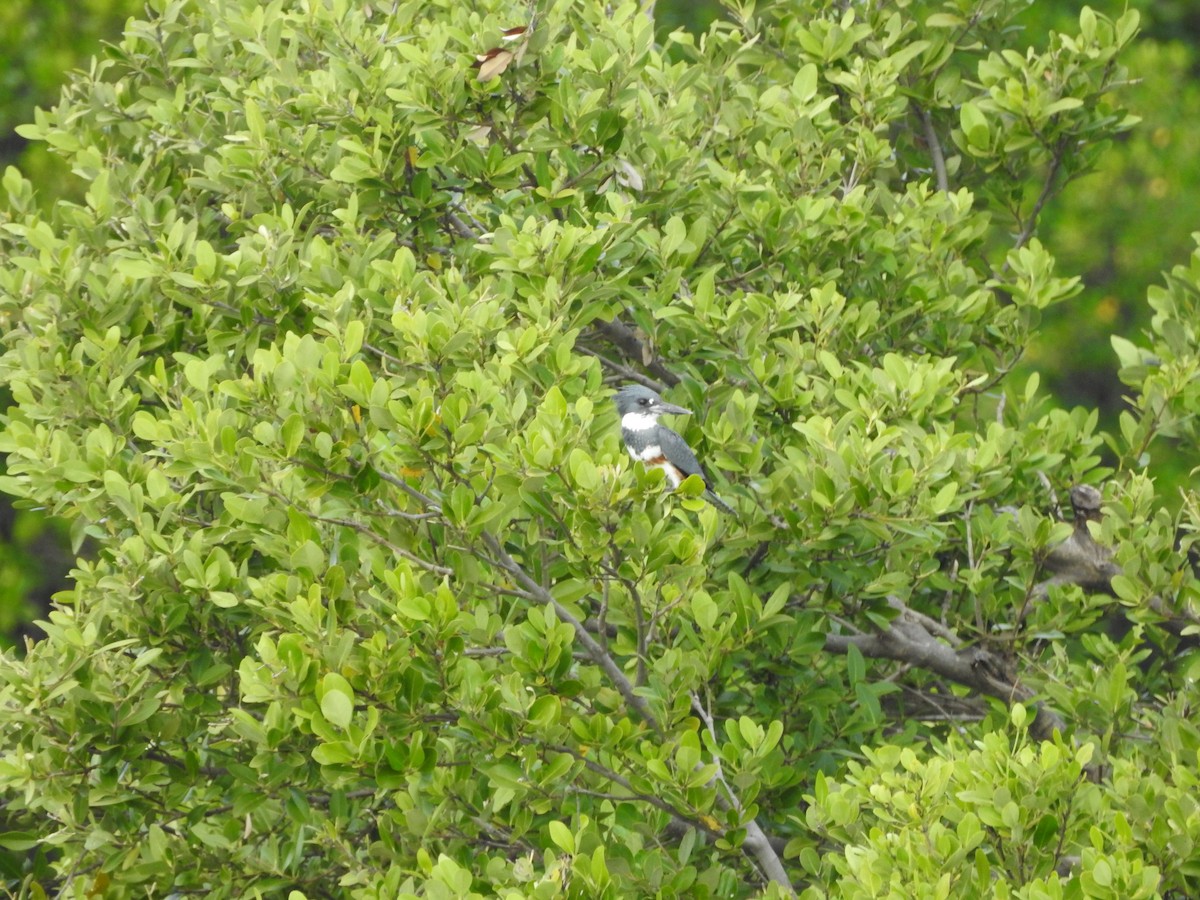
613,384,736,515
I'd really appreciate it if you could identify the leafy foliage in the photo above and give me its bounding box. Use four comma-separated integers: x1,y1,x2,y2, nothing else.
0,0,144,648
0,0,1198,896
0,0,144,190
1012,4,1200,499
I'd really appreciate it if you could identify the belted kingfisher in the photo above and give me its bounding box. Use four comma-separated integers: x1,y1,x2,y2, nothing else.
614,384,736,515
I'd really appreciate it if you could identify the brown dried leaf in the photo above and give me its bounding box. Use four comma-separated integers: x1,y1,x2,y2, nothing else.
475,47,515,81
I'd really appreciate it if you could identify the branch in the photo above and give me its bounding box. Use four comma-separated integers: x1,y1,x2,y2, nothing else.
632,582,649,688
1011,137,1068,256
375,468,443,513
482,532,793,893
590,318,681,387
363,461,791,886
310,514,454,576
691,694,793,890
823,599,1068,741
480,532,665,735
914,102,949,193
1035,484,1200,636
545,742,722,839
576,345,668,392
1035,485,1121,596
444,209,481,240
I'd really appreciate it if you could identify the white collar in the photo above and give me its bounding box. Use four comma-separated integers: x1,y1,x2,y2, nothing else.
621,411,659,431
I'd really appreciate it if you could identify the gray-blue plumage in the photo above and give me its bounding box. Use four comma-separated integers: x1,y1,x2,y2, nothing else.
613,384,736,515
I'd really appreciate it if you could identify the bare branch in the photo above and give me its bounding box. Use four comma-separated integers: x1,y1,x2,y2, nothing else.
376,469,443,512
632,582,649,688
544,742,721,838
369,501,440,522
464,647,508,657
444,209,481,240
310,513,455,577
690,693,794,890
1010,137,1068,257
367,461,793,889
1035,484,1200,635
480,533,665,735
577,345,668,392
914,102,949,193
482,533,793,893
590,318,681,387
363,341,433,374
824,600,1068,741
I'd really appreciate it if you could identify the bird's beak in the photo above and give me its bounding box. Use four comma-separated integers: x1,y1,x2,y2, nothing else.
654,401,692,417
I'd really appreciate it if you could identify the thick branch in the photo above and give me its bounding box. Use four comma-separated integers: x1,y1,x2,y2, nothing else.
824,601,1068,741
914,102,949,193
590,318,681,386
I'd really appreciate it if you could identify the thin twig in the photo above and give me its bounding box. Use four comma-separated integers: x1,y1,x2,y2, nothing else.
312,513,454,576
480,533,664,735
632,581,649,688
688,694,795,889
545,742,720,837
1010,137,1068,258
690,693,743,813
577,345,668,392
376,469,443,512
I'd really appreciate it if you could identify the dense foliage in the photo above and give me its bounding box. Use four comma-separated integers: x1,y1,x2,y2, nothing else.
1,0,1199,896
0,0,145,646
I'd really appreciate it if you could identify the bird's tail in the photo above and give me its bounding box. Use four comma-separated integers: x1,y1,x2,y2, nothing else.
705,490,737,517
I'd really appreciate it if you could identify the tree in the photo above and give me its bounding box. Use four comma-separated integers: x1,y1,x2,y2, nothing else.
1,0,1198,896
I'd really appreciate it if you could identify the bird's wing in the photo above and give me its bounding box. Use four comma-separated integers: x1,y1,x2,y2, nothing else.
658,427,711,487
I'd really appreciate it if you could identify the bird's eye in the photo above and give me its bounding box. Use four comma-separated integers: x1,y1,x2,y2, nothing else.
638,397,650,406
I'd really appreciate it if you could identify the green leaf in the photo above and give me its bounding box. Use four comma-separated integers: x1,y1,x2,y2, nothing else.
320,674,355,729
194,239,216,279
281,414,305,457
661,215,687,259
343,319,365,359
691,591,718,631
1110,334,1142,369
568,448,598,491
846,643,865,685
960,102,989,150
1010,702,1027,729
926,12,965,27
312,741,354,765
548,821,575,855
396,593,432,621
0,831,39,851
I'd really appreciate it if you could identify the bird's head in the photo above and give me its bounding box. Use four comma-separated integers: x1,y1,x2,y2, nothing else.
613,384,692,423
